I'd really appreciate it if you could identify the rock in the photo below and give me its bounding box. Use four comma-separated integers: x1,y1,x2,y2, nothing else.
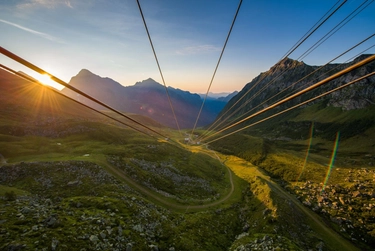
339,197,345,205
67,180,80,186
316,241,324,251
45,216,57,227
100,231,106,239
5,244,26,251
106,226,113,235
89,235,99,242
262,235,270,241
126,243,132,251
303,200,311,207
149,244,159,251
51,238,59,251
118,225,123,236
44,199,53,206
133,224,143,232
21,207,32,214
262,208,271,216
352,191,361,198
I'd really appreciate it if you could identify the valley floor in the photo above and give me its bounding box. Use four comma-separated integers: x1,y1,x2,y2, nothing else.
0,146,365,250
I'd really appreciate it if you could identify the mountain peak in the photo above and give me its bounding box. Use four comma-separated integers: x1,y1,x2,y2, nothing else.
267,57,305,75
77,69,94,77
352,54,374,63
135,78,162,88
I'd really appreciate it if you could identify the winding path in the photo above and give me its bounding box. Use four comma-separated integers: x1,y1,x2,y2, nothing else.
98,147,358,250
95,151,235,212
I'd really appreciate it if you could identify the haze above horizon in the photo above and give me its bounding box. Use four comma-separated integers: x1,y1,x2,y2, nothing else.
1,0,374,93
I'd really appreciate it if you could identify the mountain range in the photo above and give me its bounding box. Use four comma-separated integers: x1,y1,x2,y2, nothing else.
61,70,236,129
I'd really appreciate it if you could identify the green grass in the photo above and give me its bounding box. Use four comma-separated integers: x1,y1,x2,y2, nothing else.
0,184,29,197
293,103,375,123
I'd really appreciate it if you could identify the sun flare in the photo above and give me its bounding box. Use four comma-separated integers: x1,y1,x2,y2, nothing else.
35,74,64,90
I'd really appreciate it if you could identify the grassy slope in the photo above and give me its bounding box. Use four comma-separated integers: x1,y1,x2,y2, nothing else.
208,101,375,249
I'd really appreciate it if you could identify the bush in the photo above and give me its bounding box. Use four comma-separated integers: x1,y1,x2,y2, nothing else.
4,190,17,201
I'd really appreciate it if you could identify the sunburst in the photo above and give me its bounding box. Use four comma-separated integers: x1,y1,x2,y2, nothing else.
35,73,64,90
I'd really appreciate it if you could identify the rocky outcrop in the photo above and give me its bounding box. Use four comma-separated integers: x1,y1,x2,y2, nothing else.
290,167,375,247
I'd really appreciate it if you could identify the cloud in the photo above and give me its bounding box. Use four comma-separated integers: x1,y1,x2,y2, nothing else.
16,0,73,9
0,19,64,43
176,45,221,55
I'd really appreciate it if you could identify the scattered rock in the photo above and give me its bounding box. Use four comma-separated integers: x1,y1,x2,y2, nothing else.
89,235,99,243
51,238,59,251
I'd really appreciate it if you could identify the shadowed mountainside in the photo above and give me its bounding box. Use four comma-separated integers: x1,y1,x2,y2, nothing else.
61,70,234,129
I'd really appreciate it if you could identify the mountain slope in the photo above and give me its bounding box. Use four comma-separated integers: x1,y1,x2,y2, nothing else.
215,55,375,137
61,70,227,129
208,55,375,250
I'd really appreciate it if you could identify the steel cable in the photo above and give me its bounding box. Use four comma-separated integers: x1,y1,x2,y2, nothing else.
0,46,169,139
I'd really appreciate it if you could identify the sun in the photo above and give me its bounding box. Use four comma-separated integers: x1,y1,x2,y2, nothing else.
36,74,64,90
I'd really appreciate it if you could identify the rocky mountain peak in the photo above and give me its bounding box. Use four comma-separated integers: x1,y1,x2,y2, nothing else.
269,58,305,73
134,78,162,88
352,54,373,63
76,69,95,77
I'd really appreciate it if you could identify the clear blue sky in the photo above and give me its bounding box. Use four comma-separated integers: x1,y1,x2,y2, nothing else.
1,0,374,93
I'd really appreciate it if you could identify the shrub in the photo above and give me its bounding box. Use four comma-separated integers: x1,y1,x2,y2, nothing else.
4,190,16,201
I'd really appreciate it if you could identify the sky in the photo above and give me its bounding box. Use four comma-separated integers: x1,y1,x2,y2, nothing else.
1,0,375,93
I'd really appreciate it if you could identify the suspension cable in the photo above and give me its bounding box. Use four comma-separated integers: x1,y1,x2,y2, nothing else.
136,0,181,134
281,0,342,59
209,34,375,135
205,71,375,144
198,0,346,140
201,54,375,142
0,64,156,138
190,0,243,138
298,0,373,61
0,46,169,139
281,0,347,60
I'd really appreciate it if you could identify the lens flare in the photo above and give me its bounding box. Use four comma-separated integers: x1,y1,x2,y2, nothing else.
321,132,340,193
297,122,314,182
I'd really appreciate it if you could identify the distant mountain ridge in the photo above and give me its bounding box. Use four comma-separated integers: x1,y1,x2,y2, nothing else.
61,70,234,129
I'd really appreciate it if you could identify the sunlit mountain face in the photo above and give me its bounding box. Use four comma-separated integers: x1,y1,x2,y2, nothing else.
1,0,375,250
